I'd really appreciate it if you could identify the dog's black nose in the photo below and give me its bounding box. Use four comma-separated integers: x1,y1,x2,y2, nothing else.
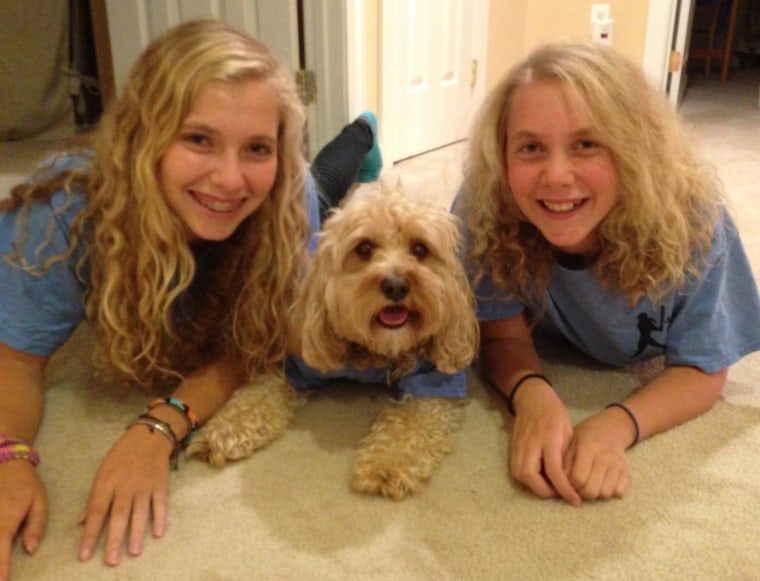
381,275,410,301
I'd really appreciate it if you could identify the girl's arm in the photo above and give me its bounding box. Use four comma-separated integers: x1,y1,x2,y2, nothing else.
567,365,726,500
0,342,49,581
480,316,582,506
77,357,241,566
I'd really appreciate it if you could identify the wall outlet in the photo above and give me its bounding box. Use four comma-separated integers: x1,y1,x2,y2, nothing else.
591,4,612,46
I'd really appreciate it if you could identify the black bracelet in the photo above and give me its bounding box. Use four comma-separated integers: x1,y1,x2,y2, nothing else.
507,373,551,415
605,403,640,449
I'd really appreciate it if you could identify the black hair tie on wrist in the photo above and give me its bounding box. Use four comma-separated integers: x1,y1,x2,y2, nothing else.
605,402,640,449
507,373,551,415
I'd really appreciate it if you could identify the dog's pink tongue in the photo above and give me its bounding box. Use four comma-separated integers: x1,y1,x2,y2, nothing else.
378,306,409,328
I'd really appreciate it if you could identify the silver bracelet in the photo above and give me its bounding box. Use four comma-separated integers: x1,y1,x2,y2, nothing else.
127,414,181,470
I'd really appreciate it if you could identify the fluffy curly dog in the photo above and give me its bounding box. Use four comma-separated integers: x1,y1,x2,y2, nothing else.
188,190,478,499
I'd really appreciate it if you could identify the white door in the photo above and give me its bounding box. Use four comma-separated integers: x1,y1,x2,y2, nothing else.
380,0,488,163
103,0,344,159
642,0,696,108
104,0,300,91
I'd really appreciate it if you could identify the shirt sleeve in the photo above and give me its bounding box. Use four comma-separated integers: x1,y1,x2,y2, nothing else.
665,215,760,372
0,185,87,357
303,170,320,253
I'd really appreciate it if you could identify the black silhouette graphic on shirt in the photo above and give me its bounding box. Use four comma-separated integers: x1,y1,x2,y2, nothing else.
633,305,670,357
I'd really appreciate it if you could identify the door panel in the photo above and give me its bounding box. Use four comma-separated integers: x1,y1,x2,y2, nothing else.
381,0,487,163
105,0,299,92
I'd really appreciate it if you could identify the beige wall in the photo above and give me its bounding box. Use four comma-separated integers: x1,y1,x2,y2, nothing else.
364,0,651,124
486,0,651,89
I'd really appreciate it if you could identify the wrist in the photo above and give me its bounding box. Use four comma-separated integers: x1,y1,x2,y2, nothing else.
507,373,553,415
0,434,40,466
146,405,189,444
146,397,199,447
126,415,181,470
604,403,640,449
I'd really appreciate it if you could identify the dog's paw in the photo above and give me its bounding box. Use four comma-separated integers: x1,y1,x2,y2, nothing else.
350,397,465,500
184,429,230,467
185,374,302,467
351,458,427,500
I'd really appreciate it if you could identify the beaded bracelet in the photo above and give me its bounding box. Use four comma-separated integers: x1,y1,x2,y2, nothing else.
127,414,181,470
0,435,40,466
507,373,552,415
146,397,199,447
605,402,640,449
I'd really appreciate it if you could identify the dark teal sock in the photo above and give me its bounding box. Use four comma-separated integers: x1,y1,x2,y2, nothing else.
357,111,383,182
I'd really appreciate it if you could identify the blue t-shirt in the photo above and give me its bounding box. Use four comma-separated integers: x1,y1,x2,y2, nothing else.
285,355,467,399
475,214,760,373
0,154,322,357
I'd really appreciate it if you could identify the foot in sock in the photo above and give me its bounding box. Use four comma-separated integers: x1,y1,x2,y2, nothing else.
357,111,383,182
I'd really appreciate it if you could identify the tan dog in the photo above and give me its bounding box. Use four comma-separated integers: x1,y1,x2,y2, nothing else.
188,190,478,499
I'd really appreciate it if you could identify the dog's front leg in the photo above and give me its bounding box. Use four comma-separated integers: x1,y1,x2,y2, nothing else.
186,373,303,467
351,397,466,500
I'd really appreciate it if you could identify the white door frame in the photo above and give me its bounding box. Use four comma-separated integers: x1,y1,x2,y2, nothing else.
301,0,350,157
303,0,367,155
642,0,696,108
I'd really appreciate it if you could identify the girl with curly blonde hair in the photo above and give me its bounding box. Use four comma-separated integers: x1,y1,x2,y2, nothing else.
0,19,381,572
457,43,760,506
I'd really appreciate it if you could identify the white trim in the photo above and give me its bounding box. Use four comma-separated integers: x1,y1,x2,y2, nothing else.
642,0,678,92
346,0,367,119
301,0,350,157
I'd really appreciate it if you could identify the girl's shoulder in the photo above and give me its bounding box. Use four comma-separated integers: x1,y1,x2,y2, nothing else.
2,152,91,257
705,209,741,265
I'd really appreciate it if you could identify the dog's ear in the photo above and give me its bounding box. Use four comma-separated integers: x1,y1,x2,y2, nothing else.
291,237,350,372
425,241,480,373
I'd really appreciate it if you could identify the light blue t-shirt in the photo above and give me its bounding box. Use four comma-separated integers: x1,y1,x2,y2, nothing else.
0,154,322,357
475,214,760,373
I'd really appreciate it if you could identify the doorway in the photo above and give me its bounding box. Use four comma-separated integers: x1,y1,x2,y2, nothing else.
681,0,760,107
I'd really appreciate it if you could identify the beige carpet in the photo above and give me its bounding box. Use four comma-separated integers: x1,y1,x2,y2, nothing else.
8,69,760,580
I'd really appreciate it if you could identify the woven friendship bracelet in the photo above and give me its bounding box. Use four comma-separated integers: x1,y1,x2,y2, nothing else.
605,402,640,449
0,442,41,466
147,396,199,447
507,373,552,415
127,414,181,470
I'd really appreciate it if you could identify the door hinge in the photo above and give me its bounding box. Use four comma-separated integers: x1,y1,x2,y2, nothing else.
296,69,317,105
470,59,478,88
669,51,683,73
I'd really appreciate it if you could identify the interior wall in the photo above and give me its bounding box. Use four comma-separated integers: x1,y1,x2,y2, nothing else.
486,0,651,90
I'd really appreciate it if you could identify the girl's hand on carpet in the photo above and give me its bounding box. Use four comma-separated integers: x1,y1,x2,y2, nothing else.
78,427,172,567
0,461,48,581
509,386,582,506
563,413,630,501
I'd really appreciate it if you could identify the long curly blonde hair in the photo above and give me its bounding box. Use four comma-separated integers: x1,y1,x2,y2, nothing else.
2,20,309,386
463,42,723,307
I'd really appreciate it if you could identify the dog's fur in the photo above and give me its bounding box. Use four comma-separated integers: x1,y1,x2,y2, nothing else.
188,190,478,499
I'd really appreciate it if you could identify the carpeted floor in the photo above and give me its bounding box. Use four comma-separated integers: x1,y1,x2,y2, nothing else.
4,67,760,580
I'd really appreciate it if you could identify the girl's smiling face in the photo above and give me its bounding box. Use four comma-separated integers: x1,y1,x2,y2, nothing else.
505,79,618,255
159,78,280,243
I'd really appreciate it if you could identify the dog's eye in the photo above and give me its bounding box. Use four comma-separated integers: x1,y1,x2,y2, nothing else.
411,242,429,260
356,240,374,260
